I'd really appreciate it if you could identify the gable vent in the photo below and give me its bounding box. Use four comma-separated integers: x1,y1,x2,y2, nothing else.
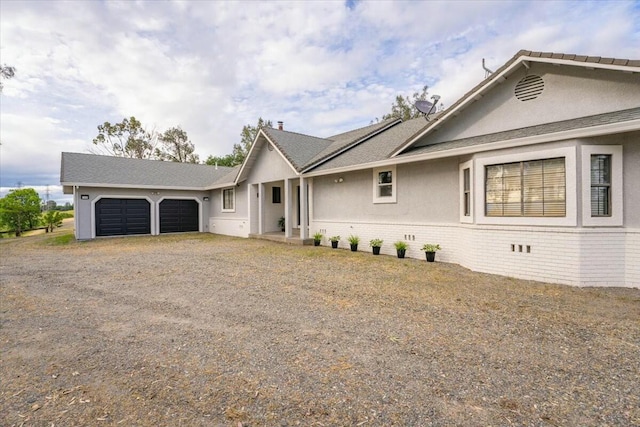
514,75,544,101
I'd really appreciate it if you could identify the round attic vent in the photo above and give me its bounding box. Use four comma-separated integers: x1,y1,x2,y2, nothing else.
514,75,544,101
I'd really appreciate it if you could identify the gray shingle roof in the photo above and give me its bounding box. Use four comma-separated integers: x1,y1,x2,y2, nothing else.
260,119,400,172
398,107,640,158
303,118,400,170
312,117,429,171
60,152,237,189
522,50,640,66
261,128,333,171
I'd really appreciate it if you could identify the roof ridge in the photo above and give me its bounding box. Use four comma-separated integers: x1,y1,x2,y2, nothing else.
262,127,331,142
61,152,236,170
326,117,397,140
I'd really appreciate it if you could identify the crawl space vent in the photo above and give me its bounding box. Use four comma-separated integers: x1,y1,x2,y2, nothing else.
514,75,544,101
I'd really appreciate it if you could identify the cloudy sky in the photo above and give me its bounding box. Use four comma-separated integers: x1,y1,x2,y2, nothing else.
1,0,638,204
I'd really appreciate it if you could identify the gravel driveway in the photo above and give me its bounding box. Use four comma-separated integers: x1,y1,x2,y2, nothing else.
1,232,639,426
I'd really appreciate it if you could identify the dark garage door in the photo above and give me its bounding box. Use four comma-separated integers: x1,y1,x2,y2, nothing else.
95,198,151,237
159,199,199,233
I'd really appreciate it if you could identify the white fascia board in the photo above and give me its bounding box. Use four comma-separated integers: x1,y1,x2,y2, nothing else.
234,130,265,185
60,182,209,191
519,55,640,73
207,181,238,190
303,119,640,178
390,56,640,158
234,130,299,184
390,60,523,157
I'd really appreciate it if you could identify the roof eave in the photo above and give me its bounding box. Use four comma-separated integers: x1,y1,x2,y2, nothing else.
304,118,640,178
59,182,213,191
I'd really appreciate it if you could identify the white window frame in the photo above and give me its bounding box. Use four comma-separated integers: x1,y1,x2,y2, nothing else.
581,145,623,227
221,187,235,212
459,160,473,223
373,165,397,204
475,146,577,226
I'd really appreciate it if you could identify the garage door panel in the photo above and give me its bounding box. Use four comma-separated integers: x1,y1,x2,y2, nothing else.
96,198,150,237
160,199,199,233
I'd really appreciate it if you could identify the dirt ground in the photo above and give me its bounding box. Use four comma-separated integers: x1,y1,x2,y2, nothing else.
1,229,639,426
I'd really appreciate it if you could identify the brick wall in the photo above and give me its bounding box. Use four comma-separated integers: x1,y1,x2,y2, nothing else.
209,217,250,238
311,219,639,287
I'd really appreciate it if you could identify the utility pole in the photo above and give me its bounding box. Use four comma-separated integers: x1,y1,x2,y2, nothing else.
44,185,51,211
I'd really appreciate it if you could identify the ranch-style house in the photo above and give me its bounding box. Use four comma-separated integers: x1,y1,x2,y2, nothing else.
61,50,640,288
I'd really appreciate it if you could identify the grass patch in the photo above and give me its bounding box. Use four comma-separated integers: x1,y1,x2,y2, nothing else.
41,231,76,246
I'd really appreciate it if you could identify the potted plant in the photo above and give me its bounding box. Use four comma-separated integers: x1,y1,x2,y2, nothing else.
421,243,441,262
313,232,323,246
394,241,408,258
329,235,340,249
369,238,383,255
347,235,360,252
278,216,285,232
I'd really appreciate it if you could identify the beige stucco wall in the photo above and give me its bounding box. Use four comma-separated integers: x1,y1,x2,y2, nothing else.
208,184,250,237
313,157,459,223
420,64,640,145
246,141,298,184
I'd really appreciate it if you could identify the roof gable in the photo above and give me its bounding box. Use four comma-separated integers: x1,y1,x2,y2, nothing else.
391,49,640,156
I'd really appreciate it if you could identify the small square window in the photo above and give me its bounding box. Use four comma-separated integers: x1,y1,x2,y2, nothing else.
272,186,281,204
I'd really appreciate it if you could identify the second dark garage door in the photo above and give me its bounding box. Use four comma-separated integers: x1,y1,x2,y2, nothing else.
159,199,199,233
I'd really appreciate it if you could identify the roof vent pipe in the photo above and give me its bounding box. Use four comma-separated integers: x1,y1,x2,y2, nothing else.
278,121,283,130
482,58,493,79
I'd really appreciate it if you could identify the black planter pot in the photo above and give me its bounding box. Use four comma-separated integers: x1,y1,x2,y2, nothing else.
425,251,436,262
314,240,321,246
397,249,406,258
350,244,358,252
331,241,338,249
372,246,381,255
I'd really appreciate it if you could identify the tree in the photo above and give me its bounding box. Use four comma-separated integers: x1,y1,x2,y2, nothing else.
0,188,42,236
43,210,63,233
0,64,15,93
206,118,273,167
205,153,237,167
374,85,433,123
235,117,272,165
156,126,199,163
92,116,158,159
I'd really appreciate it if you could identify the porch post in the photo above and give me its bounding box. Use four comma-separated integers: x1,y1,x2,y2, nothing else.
258,183,264,234
299,176,308,240
284,178,293,238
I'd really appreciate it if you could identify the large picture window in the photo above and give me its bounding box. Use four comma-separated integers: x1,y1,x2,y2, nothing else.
222,188,235,212
485,157,565,217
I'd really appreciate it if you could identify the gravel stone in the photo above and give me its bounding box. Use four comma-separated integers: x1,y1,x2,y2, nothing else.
1,232,639,426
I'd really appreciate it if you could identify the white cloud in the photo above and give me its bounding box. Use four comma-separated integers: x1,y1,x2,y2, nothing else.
0,0,638,188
